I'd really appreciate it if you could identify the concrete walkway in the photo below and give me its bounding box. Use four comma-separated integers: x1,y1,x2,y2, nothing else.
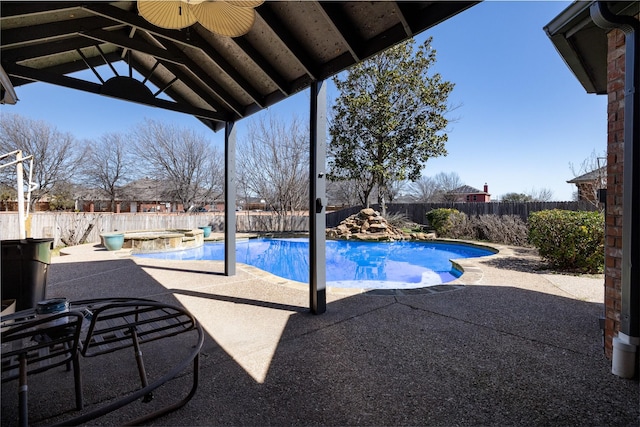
2,241,638,426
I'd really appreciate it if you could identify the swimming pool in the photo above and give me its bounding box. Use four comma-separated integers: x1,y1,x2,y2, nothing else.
135,238,495,289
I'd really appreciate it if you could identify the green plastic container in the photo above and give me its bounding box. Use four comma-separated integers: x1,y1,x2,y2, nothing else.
1,238,54,311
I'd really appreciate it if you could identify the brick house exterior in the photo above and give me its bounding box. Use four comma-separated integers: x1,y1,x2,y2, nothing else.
449,184,491,203
566,166,606,203
546,1,639,376
604,24,627,359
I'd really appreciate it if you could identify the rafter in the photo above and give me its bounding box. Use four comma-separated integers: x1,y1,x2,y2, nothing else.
390,3,413,37
152,37,248,117
231,37,290,96
82,2,266,108
317,3,362,62
1,16,118,49
256,3,319,80
0,2,80,18
0,37,99,63
4,62,227,121
79,29,185,66
187,31,266,108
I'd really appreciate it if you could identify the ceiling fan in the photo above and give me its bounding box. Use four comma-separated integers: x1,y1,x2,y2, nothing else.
137,0,263,37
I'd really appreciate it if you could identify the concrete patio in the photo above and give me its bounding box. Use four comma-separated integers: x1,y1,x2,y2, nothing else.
2,240,638,426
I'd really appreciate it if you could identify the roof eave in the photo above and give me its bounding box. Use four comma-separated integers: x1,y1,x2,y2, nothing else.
544,1,604,94
544,1,639,95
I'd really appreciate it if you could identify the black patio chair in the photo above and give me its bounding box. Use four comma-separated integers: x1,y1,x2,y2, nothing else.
60,298,204,426
1,310,85,427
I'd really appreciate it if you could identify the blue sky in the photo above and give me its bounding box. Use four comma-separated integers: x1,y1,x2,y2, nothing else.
0,1,606,201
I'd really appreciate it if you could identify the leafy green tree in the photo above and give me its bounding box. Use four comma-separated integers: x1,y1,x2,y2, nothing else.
501,188,554,202
0,185,16,211
328,37,454,214
48,181,76,211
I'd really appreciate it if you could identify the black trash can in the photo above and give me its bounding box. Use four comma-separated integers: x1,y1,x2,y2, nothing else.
1,238,54,311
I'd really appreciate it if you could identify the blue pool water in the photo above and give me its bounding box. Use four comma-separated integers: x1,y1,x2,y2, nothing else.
135,238,495,289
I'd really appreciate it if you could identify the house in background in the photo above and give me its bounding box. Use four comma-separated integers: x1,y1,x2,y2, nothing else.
119,178,176,213
73,178,222,213
73,178,176,213
448,183,491,202
566,166,606,203
74,187,119,213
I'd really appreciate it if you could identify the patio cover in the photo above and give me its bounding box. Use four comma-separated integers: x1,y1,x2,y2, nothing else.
0,1,478,313
0,1,476,128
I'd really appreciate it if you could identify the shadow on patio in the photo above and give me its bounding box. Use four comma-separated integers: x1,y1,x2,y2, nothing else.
2,253,638,426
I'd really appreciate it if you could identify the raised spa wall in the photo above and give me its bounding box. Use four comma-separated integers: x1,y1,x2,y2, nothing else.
120,229,204,253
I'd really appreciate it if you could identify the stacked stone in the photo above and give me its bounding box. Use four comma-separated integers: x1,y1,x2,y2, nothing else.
326,208,434,241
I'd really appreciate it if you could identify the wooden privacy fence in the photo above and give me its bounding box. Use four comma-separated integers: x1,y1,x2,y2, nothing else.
0,212,309,248
0,201,597,247
326,201,600,228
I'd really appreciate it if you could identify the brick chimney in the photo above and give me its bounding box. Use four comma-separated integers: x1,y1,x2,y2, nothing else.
483,183,488,193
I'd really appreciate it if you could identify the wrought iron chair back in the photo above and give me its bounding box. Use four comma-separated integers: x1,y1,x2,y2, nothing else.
61,298,204,426
75,298,196,358
1,310,85,426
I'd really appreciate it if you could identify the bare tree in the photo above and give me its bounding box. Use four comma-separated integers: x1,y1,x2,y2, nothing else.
526,187,554,202
569,150,606,205
132,118,223,209
435,172,464,202
382,180,408,203
327,179,361,207
0,113,81,206
501,188,554,202
408,175,440,202
238,114,308,230
82,132,135,212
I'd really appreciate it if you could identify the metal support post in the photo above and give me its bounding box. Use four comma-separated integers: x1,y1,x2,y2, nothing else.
224,121,237,276
309,80,327,314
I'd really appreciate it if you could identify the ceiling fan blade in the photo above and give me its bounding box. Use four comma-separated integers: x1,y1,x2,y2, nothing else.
137,0,198,30
191,1,256,37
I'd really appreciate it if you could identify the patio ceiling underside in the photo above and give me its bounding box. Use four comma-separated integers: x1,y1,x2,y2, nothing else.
0,1,477,130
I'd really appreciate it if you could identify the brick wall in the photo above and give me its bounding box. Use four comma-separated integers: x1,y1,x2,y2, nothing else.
604,22,632,358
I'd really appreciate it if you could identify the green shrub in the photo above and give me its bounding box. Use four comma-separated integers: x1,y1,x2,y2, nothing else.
426,208,461,236
528,209,604,273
